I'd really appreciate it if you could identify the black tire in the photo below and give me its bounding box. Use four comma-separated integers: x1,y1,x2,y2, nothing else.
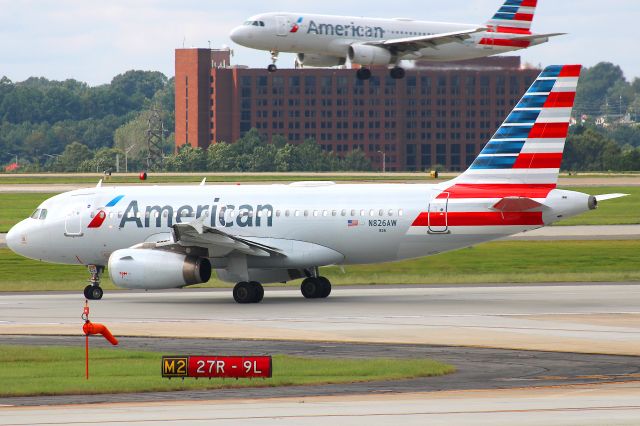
356,68,372,80
317,277,332,298
390,66,405,79
233,281,256,304
267,64,277,73
249,281,264,303
301,277,322,299
90,286,103,300
83,285,93,300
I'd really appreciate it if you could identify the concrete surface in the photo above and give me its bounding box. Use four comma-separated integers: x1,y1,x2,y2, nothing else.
1,335,639,407
1,382,639,425
1,283,639,355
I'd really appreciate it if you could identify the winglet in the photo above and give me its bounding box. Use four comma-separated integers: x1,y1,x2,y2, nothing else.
96,179,103,188
200,178,207,186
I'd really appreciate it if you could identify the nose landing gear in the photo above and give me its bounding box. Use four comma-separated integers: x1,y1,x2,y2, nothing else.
84,265,104,300
267,51,279,73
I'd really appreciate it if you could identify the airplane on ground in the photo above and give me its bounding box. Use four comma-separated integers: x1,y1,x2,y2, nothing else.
230,0,564,80
6,65,627,304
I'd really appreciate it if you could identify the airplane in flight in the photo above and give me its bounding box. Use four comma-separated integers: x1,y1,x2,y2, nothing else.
6,65,627,304
230,0,563,80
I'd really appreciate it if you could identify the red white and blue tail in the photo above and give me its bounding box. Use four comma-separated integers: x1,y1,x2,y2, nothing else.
486,0,538,34
454,64,581,187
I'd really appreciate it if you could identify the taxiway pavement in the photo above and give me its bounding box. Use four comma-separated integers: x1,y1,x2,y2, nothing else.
1,283,639,356
1,383,639,426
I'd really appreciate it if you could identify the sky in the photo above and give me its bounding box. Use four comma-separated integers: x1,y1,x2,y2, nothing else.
0,0,638,86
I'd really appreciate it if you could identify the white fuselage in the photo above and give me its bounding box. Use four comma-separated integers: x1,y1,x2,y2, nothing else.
7,182,591,273
230,13,542,63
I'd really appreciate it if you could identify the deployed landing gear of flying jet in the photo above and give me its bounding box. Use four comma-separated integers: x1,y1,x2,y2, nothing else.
356,67,372,80
233,281,264,304
390,66,406,79
83,265,104,300
267,50,279,73
301,276,332,299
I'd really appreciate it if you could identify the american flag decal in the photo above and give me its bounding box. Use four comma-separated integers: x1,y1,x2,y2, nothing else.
348,220,359,227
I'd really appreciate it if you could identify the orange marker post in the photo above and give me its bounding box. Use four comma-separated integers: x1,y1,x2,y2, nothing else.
82,300,118,380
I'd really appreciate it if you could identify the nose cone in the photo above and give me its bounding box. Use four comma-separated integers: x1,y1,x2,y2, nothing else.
6,222,23,254
230,26,248,46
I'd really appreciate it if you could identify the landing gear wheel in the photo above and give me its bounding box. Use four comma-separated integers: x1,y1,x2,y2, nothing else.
390,66,405,79
249,281,264,303
267,64,278,73
317,277,332,298
84,265,104,300
356,68,372,80
301,277,323,299
233,282,255,303
84,285,103,300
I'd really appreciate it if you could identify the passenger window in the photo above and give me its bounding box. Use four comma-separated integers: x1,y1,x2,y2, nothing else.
30,209,40,219
108,212,114,219
388,209,394,216
379,209,384,216
39,209,47,220
350,209,356,216
304,210,309,217
90,211,95,218
398,209,404,216
360,209,365,216
313,210,318,217
341,209,346,216
285,210,290,217
369,209,375,217
276,210,281,217
294,210,300,217
118,211,123,218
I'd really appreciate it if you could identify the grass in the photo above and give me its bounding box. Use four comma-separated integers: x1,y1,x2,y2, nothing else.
0,186,638,233
1,240,639,292
0,345,454,397
0,173,436,185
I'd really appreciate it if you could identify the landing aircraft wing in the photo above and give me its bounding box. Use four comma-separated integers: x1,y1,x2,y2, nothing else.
370,27,487,53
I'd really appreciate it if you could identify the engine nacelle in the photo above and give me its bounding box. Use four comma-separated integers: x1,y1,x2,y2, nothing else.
296,53,346,67
108,249,211,289
348,44,393,66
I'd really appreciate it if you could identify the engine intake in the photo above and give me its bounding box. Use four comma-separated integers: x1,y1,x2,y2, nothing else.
348,44,393,66
108,249,211,289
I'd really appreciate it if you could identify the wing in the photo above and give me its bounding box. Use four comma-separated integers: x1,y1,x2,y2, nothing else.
135,216,284,258
510,33,566,42
369,27,487,53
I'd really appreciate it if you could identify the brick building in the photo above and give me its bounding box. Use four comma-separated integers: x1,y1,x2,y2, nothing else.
175,48,540,171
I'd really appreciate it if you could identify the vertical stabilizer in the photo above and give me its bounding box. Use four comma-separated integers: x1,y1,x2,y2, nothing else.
454,64,581,187
486,0,538,34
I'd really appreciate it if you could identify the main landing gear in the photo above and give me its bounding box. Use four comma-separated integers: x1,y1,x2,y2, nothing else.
233,281,264,304
301,276,332,299
267,50,279,73
83,265,104,300
356,66,406,80
232,276,333,303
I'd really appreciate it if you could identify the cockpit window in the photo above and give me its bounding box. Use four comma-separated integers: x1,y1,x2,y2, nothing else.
39,209,47,220
244,20,265,27
30,209,40,219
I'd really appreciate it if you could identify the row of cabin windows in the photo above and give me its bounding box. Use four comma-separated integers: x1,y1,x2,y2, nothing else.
90,209,405,220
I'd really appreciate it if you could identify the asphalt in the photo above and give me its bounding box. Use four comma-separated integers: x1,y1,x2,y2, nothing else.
0,335,638,407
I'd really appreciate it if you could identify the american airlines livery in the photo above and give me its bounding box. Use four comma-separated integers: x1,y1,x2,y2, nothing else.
230,0,564,80
6,65,627,304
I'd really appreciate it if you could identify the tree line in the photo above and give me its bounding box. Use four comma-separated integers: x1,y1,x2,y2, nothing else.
1,62,640,172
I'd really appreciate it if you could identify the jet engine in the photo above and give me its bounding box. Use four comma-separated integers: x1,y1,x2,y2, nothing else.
348,44,393,66
108,249,211,289
296,53,346,67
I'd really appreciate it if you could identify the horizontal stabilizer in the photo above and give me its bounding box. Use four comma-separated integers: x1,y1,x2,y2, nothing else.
512,33,566,41
594,193,629,202
492,196,546,212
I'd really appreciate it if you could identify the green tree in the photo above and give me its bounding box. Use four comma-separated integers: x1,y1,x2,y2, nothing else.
341,149,372,171
55,142,93,172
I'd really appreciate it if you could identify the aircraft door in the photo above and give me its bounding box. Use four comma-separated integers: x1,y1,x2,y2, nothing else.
428,192,449,233
276,15,288,36
64,203,84,237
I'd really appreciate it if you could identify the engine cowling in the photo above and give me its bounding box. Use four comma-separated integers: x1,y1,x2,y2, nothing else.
108,249,211,289
296,53,346,67
348,44,393,66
